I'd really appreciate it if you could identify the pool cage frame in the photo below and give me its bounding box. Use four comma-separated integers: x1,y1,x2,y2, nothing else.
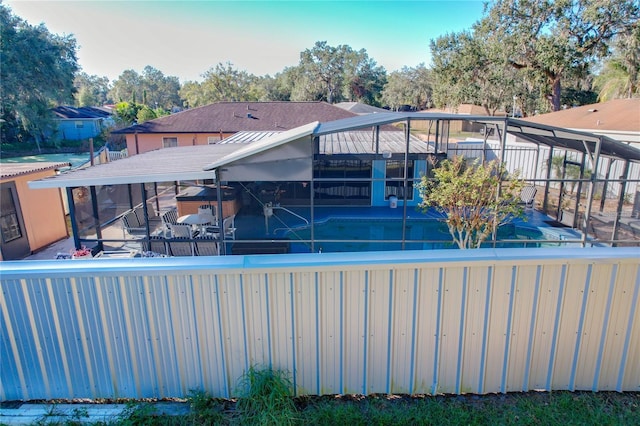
32,113,640,254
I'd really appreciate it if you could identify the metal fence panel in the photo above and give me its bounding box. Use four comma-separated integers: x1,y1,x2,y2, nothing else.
1,248,639,401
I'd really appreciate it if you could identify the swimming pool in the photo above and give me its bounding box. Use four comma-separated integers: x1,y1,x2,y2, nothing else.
282,217,551,253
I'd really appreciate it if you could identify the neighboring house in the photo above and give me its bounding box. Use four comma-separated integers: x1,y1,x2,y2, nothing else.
0,162,70,260
335,102,389,115
53,106,115,141
113,101,357,155
414,104,508,134
522,98,640,146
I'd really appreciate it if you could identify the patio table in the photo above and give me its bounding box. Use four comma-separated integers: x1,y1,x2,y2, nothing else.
178,213,216,234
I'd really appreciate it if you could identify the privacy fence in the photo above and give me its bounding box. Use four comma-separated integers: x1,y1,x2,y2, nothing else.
1,247,639,401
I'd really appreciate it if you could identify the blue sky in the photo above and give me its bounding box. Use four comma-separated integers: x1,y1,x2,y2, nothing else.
6,0,486,83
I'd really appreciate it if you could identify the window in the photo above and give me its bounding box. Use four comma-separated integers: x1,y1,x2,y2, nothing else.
75,121,84,128
208,136,221,144
385,160,414,200
162,137,178,148
0,187,22,243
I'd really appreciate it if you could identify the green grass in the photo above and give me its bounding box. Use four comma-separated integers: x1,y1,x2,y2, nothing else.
95,390,639,426
31,368,639,425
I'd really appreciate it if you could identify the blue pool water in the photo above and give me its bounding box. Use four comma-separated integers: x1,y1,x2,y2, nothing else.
283,218,550,253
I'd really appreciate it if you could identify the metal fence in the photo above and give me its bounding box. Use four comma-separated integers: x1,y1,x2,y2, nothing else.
1,247,638,401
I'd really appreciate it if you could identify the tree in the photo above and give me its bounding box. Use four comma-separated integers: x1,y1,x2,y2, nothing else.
594,23,640,100
74,72,111,107
483,0,639,111
1,4,79,147
418,156,524,249
180,62,259,106
381,64,432,111
108,66,181,110
113,101,142,126
430,28,520,115
297,41,386,104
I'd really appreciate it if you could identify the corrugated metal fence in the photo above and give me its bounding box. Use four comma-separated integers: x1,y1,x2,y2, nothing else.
1,248,639,401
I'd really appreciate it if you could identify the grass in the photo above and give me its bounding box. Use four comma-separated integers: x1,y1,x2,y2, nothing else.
30,368,640,425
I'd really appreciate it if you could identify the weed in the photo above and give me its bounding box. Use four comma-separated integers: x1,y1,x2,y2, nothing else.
235,366,299,425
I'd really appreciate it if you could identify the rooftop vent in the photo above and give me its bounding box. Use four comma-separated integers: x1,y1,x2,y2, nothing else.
588,108,598,112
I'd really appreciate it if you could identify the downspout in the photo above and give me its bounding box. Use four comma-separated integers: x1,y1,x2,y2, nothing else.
134,131,139,155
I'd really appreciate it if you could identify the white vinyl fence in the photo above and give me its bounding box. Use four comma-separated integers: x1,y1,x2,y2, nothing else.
448,140,640,198
1,247,638,401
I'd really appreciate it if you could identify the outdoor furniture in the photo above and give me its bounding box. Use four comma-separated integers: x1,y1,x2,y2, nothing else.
141,236,169,256
520,185,538,209
121,210,146,238
167,238,195,256
211,214,236,240
178,212,216,235
168,223,197,238
198,205,218,228
194,236,219,256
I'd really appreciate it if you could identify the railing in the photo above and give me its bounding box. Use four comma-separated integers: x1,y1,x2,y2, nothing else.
1,247,638,401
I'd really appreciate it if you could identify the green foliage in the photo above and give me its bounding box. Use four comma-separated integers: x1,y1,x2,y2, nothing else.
297,41,387,104
381,64,432,111
236,366,298,425
136,106,157,123
1,4,78,146
109,66,181,111
74,72,111,107
114,102,143,126
418,156,524,249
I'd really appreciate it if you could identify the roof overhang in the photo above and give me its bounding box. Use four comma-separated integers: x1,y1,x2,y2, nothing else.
28,145,243,189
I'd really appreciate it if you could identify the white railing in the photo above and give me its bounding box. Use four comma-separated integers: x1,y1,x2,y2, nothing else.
1,247,638,401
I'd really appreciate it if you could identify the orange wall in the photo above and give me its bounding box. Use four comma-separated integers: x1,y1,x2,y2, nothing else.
126,133,234,155
1,170,69,255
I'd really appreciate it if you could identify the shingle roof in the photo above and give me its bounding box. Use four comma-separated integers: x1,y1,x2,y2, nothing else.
53,106,112,119
335,102,389,114
114,101,357,134
1,162,71,179
522,98,640,133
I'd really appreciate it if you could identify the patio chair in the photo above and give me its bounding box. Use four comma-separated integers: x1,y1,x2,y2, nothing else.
194,236,219,256
520,185,537,209
134,202,163,233
168,223,197,238
167,238,195,256
212,214,236,240
161,208,179,236
121,210,146,238
198,205,217,226
141,236,169,256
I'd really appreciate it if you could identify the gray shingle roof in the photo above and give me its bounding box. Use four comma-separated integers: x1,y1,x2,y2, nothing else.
114,101,357,134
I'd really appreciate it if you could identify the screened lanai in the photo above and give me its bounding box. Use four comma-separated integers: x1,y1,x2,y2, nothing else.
29,113,640,255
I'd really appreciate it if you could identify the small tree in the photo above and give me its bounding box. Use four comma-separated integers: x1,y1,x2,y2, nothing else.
418,156,525,249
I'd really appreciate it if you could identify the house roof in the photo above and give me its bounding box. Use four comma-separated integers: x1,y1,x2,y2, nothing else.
1,162,71,179
521,98,640,133
113,101,357,134
53,106,112,120
335,102,389,114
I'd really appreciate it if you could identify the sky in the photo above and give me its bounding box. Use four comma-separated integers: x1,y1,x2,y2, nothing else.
6,0,487,83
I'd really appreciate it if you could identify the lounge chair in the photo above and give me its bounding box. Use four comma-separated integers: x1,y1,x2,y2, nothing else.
520,185,537,209
121,210,146,238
